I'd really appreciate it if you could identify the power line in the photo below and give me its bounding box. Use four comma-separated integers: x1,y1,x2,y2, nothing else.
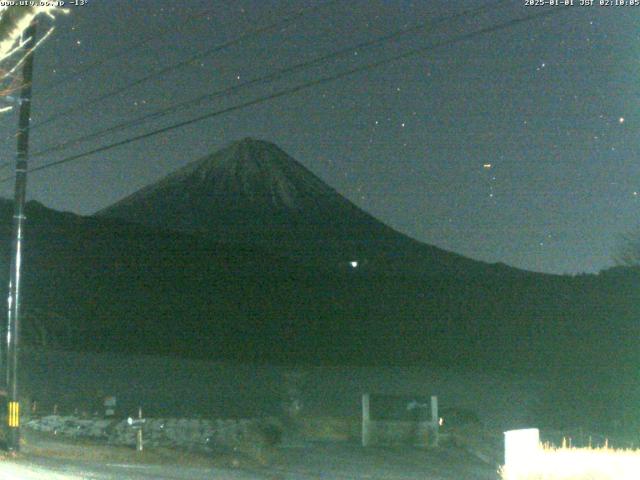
30,0,510,160
38,6,221,91
29,0,339,130
12,7,566,180
1,6,568,183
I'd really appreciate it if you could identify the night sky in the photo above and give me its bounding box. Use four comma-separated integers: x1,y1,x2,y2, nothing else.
0,0,637,275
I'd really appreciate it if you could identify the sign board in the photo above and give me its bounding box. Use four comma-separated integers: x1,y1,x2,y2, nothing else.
363,394,439,448
103,396,116,417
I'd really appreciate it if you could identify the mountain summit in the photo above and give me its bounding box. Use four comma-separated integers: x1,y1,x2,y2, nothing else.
98,138,357,235
97,137,484,272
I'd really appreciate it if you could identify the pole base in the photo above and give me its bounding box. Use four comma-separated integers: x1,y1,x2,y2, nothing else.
7,426,19,452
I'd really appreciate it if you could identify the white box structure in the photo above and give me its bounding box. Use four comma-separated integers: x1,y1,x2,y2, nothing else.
504,428,540,468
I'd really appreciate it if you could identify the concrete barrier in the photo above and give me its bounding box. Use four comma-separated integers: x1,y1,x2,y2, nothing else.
26,415,281,452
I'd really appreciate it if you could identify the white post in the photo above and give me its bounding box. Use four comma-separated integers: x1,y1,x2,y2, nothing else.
504,428,540,469
362,393,370,447
136,406,143,452
430,395,439,447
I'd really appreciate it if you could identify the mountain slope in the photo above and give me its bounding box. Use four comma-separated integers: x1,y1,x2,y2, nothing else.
0,200,637,432
6,200,638,367
96,137,495,275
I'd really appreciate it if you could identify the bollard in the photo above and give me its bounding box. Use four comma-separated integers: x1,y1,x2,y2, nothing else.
362,393,370,447
127,406,145,452
430,396,439,447
137,407,143,452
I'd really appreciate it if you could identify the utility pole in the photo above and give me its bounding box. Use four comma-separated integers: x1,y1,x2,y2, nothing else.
5,20,37,453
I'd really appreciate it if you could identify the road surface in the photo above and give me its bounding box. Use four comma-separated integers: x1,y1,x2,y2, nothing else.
0,444,500,480
0,456,264,480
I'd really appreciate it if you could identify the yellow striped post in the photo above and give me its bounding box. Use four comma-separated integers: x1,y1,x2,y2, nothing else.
8,401,19,428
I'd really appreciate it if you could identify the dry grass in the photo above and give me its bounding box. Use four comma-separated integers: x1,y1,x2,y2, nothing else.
500,442,640,480
297,416,359,442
